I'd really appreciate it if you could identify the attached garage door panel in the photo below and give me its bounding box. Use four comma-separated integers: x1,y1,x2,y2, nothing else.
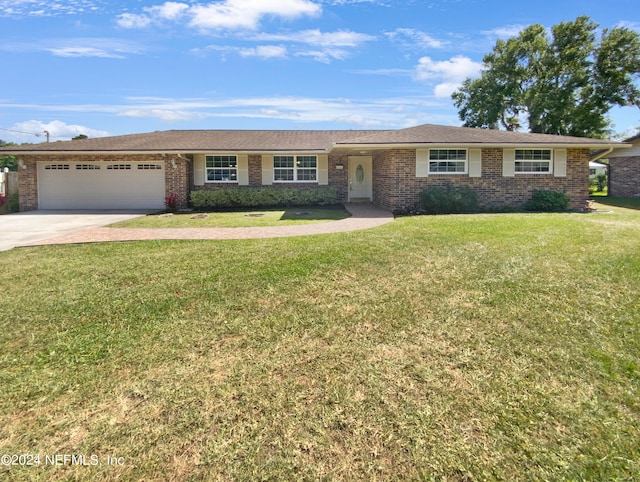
38,162,165,209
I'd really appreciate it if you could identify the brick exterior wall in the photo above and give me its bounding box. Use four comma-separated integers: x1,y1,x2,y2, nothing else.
609,156,640,197
248,154,262,186
17,147,591,212
329,153,350,203
16,154,189,211
372,147,590,212
17,156,38,211
192,154,349,202
164,155,190,209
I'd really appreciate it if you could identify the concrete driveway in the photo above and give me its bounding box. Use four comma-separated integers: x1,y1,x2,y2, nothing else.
0,210,151,252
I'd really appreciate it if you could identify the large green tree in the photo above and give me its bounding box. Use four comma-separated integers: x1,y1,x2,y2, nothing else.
0,140,17,171
452,16,640,138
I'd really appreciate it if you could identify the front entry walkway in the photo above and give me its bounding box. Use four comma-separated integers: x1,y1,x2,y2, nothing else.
17,203,394,248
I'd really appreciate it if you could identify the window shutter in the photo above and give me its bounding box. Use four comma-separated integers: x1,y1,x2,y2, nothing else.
469,148,482,177
318,154,329,185
262,155,273,185
194,155,205,186
416,149,429,177
237,154,249,185
503,149,515,177
554,149,566,177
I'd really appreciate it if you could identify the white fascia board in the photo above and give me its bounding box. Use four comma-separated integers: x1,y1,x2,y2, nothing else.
332,142,631,150
6,149,330,156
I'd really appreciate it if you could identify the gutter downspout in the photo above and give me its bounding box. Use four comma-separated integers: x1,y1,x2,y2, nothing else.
591,147,614,197
591,147,613,162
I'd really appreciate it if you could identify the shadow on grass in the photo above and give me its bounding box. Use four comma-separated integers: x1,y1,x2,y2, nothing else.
591,197,640,210
278,205,351,222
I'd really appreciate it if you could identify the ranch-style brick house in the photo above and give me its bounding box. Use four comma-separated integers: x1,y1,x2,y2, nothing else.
1,123,629,212
607,133,640,198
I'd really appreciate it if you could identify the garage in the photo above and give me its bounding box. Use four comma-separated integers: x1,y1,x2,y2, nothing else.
37,161,166,210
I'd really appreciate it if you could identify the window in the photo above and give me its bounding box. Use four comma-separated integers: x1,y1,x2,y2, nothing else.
429,149,467,174
107,164,131,170
515,149,552,173
206,155,237,182
274,155,317,182
137,164,162,170
44,164,69,170
76,164,100,170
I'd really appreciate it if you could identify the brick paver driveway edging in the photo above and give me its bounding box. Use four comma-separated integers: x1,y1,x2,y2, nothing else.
17,203,394,247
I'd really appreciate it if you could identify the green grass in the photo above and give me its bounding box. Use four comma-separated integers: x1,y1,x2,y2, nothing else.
1,206,639,480
593,197,640,210
110,206,350,228
589,186,608,196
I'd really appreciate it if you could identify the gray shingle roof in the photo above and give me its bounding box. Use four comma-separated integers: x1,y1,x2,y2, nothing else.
337,124,624,146
0,129,380,153
0,123,625,154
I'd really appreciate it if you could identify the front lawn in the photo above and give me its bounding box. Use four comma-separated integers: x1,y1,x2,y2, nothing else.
1,206,639,480
110,206,350,228
593,196,640,210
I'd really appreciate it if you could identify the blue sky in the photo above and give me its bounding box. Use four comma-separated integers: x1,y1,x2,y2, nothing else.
1,0,639,143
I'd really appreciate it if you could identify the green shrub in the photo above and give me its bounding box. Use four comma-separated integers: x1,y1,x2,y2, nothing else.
523,190,570,212
0,192,18,214
7,192,18,212
190,187,337,209
418,186,479,214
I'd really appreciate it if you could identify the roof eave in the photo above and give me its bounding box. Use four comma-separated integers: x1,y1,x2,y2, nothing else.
1,148,332,155
334,142,631,150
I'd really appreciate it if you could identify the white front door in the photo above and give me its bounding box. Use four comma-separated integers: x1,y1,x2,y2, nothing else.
348,156,372,201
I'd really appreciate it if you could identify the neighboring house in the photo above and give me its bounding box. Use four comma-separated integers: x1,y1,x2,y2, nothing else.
589,161,608,179
0,123,629,213
607,133,640,198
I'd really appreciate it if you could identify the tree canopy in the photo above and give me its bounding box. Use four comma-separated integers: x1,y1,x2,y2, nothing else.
0,140,17,171
452,16,640,138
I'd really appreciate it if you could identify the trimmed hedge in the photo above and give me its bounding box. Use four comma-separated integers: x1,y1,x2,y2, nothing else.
523,190,570,212
190,187,337,209
418,186,479,214
0,192,18,214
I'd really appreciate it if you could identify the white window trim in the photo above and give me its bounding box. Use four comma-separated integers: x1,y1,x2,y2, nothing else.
273,154,319,183
205,154,238,183
514,149,554,174
428,148,468,175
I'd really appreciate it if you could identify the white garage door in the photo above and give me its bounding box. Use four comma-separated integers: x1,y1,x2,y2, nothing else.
38,161,166,209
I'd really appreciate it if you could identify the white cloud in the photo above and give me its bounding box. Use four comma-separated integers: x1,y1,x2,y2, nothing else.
256,29,375,47
348,67,411,76
617,21,640,32
196,29,372,63
116,13,153,29
149,1,190,20
45,47,125,58
119,109,205,121
239,45,288,58
332,114,382,127
250,29,374,62
117,0,322,31
0,0,101,17
385,28,446,49
295,48,349,63
201,44,288,59
481,25,526,39
3,120,109,143
413,55,482,98
2,38,145,58
0,94,457,132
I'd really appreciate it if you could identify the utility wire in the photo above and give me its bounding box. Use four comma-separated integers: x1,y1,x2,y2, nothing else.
0,127,43,137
